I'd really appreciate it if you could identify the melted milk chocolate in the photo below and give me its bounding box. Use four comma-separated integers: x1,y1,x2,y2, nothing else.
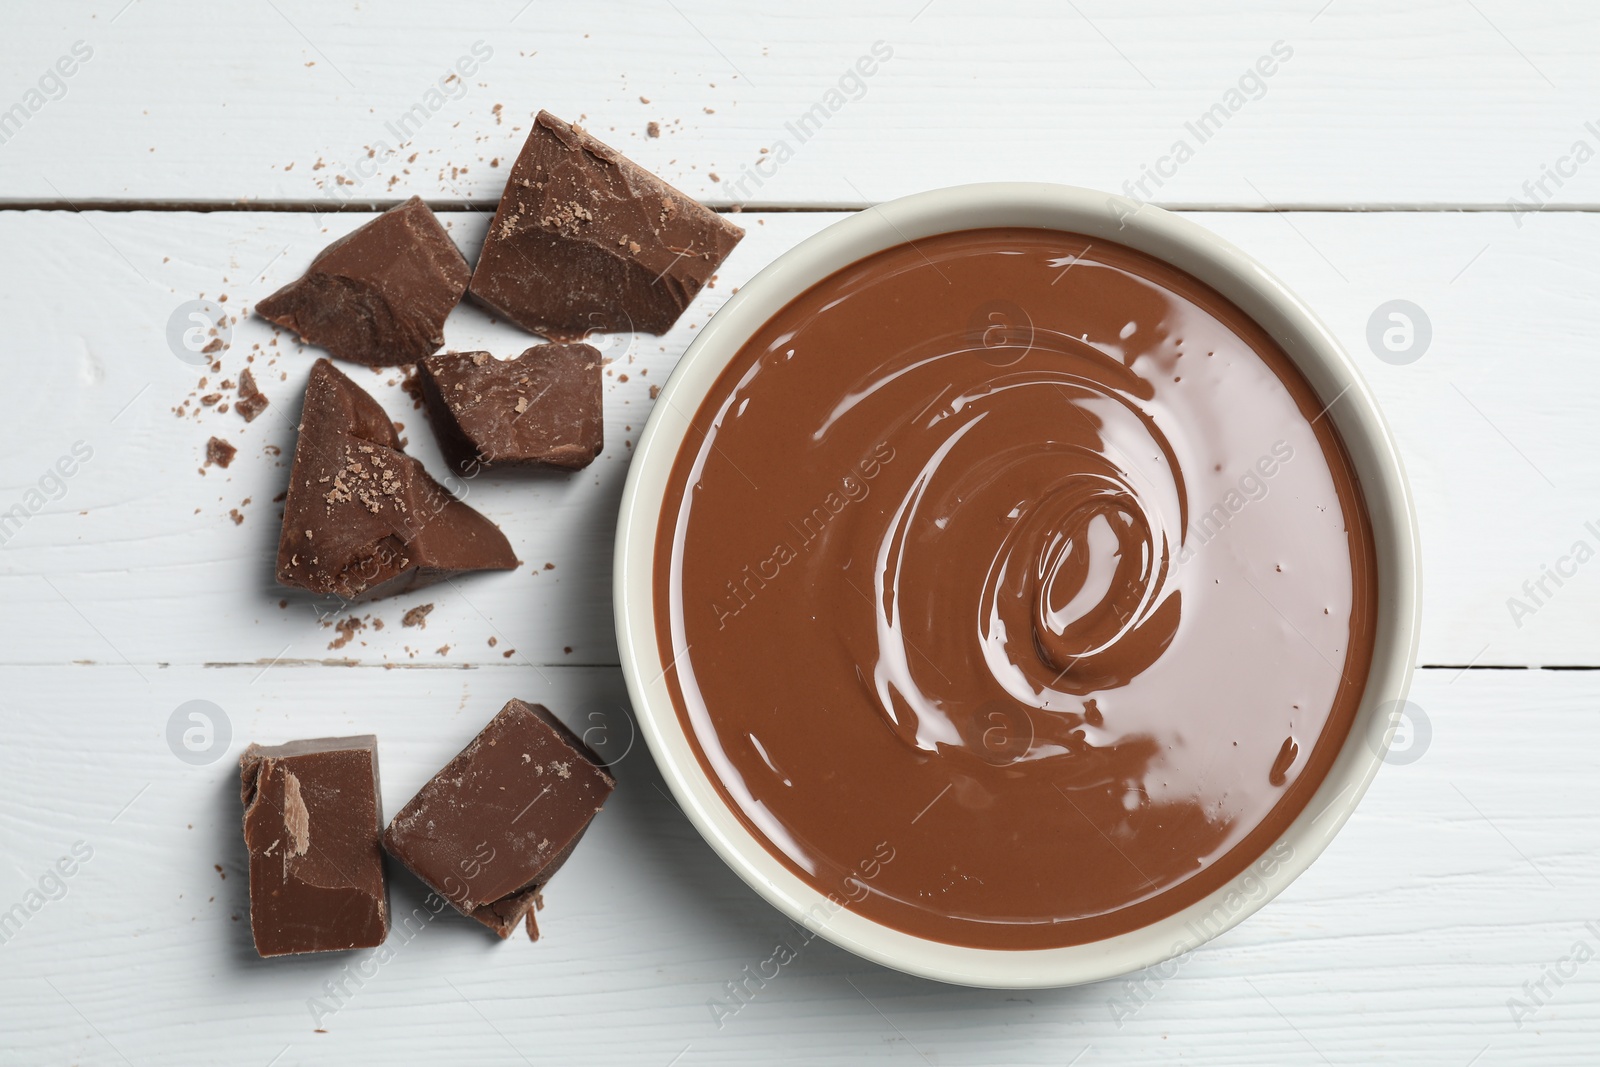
654,228,1377,949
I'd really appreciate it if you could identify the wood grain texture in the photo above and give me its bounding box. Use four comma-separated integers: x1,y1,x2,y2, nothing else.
0,666,1594,1065
1,1,1597,208
0,208,1593,667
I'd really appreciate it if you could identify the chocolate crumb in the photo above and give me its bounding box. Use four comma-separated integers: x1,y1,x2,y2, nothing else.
206,437,237,469
327,617,367,650
400,365,427,410
236,367,270,422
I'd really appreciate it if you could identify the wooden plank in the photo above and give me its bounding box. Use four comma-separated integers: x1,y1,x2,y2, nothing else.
0,207,1592,668
2,1,1598,208
0,664,1593,1064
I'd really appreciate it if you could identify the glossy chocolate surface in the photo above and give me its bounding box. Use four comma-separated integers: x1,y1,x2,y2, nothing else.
654,227,1377,949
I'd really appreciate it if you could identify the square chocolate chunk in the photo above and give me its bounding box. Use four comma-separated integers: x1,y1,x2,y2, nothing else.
469,110,743,338
257,196,469,367
417,344,604,473
239,736,388,957
382,700,615,940
276,358,519,600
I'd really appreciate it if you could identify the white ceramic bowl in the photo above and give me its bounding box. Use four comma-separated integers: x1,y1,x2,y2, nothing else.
613,183,1422,988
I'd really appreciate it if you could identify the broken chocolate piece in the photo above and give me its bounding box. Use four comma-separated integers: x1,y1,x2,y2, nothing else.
239,735,388,957
416,344,604,473
469,110,743,338
382,699,614,940
275,358,518,600
257,196,469,367
235,367,270,423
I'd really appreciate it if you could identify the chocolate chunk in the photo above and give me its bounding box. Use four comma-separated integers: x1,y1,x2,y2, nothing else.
275,358,518,600
469,110,743,338
382,700,614,941
235,367,270,423
417,344,604,473
239,735,388,957
257,196,469,367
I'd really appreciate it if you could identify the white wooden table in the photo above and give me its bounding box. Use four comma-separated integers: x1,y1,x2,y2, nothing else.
3,2,1597,1063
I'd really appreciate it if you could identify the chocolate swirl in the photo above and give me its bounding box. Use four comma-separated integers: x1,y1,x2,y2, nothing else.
848,336,1188,765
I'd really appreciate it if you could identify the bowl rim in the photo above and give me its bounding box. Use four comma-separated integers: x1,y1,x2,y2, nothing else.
613,182,1422,988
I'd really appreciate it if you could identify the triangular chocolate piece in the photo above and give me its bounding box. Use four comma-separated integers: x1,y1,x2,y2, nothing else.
417,344,604,473
257,196,469,367
468,110,744,338
275,359,518,600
